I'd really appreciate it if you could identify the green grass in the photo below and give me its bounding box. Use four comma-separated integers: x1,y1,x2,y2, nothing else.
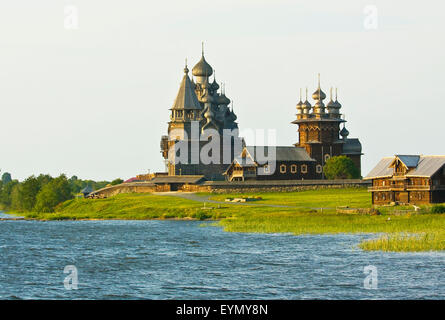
21,193,233,221
206,187,371,208
359,232,445,252
11,188,445,252
219,210,445,234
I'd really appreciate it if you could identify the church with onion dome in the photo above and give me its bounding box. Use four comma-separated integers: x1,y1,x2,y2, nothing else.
292,74,363,177
160,47,362,182
160,47,244,180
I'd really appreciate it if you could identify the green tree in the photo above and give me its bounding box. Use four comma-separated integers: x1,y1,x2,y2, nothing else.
0,179,19,209
10,183,22,211
34,175,73,213
18,176,43,211
323,155,360,180
1,172,12,185
110,178,124,186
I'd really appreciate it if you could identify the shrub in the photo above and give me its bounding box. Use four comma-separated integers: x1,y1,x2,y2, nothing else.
323,156,361,180
110,178,124,186
431,205,445,214
194,211,211,220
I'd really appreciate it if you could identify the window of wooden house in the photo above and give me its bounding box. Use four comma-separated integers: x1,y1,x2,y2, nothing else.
291,164,297,173
264,165,269,173
316,165,323,173
280,164,286,173
382,194,386,200
301,164,308,174
324,154,331,163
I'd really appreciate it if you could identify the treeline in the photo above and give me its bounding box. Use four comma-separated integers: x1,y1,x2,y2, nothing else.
0,173,122,213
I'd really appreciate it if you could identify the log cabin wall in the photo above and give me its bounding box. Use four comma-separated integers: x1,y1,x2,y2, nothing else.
367,158,445,205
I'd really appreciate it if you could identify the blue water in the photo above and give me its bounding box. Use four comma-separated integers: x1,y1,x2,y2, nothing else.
0,216,444,299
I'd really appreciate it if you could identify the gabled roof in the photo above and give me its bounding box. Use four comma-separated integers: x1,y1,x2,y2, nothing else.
233,148,257,167
171,74,202,110
408,156,445,177
390,155,420,169
245,146,315,163
364,155,445,179
223,146,314,175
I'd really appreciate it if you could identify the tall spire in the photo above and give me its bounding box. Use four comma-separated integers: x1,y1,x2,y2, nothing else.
184,58,189,74
211,69,219,91
312,73,326,115
302,87,312,114
296,88,303,115
171,65,201,111
334,87,342,108
202,41,204,56
312,73,326,101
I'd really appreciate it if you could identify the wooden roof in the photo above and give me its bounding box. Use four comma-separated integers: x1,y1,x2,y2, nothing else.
150,175,205,184
364,155,445,179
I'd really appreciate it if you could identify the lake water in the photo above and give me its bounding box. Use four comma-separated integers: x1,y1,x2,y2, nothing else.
0,215,444,299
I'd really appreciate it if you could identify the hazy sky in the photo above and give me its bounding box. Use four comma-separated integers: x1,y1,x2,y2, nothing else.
1,0,444,181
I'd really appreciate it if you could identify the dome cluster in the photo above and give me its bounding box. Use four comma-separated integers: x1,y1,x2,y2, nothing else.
175,45,238,133
296,75,343,119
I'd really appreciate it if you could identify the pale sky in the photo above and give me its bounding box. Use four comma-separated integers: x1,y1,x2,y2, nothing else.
1,0,444,181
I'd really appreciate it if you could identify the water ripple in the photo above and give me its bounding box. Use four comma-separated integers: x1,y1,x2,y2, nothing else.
0,220,444,299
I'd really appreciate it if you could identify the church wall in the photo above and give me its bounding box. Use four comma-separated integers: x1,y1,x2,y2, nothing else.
255,161,317,180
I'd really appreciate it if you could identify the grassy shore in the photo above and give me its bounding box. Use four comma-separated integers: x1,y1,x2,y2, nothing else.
11,188,445,252
206,187,371,208
20,193,232,221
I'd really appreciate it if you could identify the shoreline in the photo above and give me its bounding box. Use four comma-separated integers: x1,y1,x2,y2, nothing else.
4,213,445,253
2,189,445,252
